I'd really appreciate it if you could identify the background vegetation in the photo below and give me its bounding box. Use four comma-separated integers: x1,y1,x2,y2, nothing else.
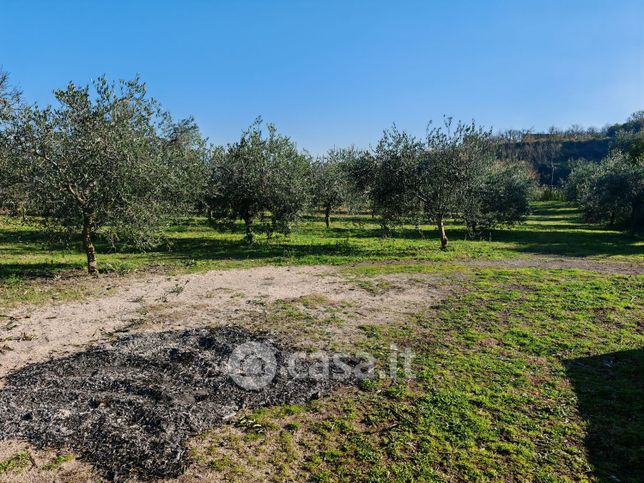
1,71,642,275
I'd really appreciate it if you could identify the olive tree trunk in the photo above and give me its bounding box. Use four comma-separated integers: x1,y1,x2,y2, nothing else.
437,214,448,250
324,205,331,228
81,217,98,274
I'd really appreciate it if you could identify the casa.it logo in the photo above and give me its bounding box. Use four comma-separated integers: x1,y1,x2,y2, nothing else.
227,341,278,390
226,342,414,390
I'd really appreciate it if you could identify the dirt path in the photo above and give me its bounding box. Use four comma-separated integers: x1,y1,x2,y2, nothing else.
467,256,644,275
0,265,325,380
347,255,644,275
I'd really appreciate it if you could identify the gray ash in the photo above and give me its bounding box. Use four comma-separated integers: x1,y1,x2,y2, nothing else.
0,327,367,481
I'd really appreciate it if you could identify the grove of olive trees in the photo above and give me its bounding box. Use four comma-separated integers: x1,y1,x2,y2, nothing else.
366,120,533,248
1,70,641,273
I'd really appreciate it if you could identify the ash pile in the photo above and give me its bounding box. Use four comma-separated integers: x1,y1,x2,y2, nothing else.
0,326,370,481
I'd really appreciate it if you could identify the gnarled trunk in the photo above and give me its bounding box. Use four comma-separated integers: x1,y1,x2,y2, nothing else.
437,215,448,250
82,217,98,275
324,205,331,228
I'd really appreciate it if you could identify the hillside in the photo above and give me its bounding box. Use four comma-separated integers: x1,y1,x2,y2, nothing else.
500,112,643,185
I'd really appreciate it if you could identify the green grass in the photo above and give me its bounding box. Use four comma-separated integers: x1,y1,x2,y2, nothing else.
0,452,30,474
1,202,641,280
1,201,641,307
197,265,643,481
42,453,74,471
1,201,642,480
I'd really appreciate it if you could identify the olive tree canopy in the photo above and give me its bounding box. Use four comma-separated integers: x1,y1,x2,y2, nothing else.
0,70,20,120
462,160,535,235
0,70,26,215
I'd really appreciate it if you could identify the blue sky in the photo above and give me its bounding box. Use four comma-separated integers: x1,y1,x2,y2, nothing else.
1,0,642,153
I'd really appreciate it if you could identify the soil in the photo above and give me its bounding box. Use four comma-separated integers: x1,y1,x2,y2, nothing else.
0,263,446,481
0,265,447,381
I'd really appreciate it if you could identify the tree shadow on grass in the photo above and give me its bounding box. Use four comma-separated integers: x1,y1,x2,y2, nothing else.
0,227,51,245
309,202,643,257
484,201,643,258
488,227,643,258
163,236,377,262
0,262,83,280
1,202,641,283
565,349,644,481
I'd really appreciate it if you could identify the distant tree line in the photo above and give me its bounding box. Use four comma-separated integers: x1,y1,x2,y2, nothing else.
0,72,640,273
497,112,644,187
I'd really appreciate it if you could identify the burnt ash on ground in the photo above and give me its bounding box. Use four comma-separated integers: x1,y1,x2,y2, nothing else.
0,327,368,481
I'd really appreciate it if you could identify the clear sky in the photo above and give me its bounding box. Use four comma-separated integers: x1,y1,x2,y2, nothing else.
1,0,642,153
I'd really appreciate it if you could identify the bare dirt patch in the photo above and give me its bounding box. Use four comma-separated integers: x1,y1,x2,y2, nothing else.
0,264,449,481
0,265,448,381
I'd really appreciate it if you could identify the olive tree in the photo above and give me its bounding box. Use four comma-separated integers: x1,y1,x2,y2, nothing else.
565,159,597,202
310,148,354,227
160,116,212,215
462,160,535,235
340,147,375,213
6,76,198,274
371,119,494,248
208,120,310,243
419,119,495,248
569,152,644,232
370,126,424,232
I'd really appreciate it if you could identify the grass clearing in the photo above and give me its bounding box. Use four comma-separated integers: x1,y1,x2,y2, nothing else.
2,201,641,310
1,201,642,303
188,264,642,481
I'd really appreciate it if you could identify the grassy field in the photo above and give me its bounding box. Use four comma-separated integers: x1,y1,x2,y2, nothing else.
0,201,642,306
0,201,643,481
1,202,643,277
184,263,643,482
